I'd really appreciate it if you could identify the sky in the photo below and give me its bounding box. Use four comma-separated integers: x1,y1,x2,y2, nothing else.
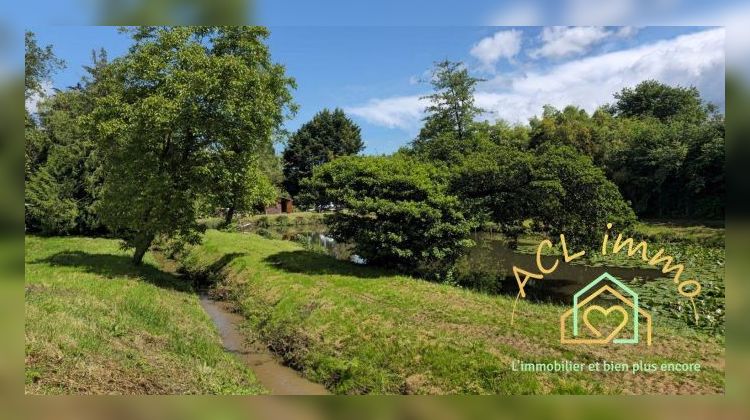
28,26,724,155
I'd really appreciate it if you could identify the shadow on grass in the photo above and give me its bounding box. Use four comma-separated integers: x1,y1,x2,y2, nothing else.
33,251,192,292
262,250,390,279
205,253,247,274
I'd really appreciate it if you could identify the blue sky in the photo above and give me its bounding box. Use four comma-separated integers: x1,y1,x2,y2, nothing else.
28,26,724,154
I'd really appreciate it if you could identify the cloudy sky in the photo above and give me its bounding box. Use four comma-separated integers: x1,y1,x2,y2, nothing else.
32,26,724,154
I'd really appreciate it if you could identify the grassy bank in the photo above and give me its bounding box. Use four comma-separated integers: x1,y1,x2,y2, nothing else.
25,235,265,395
179,230,724,395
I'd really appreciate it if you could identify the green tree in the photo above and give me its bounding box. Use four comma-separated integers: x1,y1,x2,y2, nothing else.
449,144,536,245
212,160,279,225
26,50,110,234
92,26,295,264
24,31,64,100
609,79,713,123
282,108,363,199
531,145,636,247
24,31,64,182
416,60,484,143
450,144,635,248
303,155,476,278
528,105,623,166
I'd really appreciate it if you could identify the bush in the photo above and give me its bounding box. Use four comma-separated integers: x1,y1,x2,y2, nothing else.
276,215,289,226
255,216,270,228
198,217,224,230
303,155,476,278
451,144,635,249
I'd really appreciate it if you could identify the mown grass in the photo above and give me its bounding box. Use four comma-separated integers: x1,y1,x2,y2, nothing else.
25,235,265,395
179,230,725,395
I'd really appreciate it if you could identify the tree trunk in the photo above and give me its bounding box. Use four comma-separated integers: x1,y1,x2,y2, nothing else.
224,206,235,226
132,233,154,265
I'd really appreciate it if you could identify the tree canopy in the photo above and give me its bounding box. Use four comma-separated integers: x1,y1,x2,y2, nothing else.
282,108,363,200
90,26,295,263
416,60,484,143
303,155,475,278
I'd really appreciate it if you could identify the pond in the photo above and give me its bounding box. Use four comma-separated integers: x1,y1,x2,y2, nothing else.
241,223,665,304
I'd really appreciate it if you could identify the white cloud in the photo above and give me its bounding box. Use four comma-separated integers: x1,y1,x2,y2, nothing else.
530,26,613,59
347,28,724,130
615,26,639,38
25,81,54,114
346,96,426,130
470,30,522,71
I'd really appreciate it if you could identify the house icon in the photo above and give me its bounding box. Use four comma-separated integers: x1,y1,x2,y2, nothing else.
560,272,652,346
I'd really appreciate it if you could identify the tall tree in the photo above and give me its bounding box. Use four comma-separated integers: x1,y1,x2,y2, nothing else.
282,108,363,199
25,31,64,180
25,50,110,235
416,60,484,143
92,26,295,264
24,31,64,100
609,79,713,123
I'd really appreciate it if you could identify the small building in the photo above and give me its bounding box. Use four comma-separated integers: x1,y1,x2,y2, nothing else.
264,197,293,214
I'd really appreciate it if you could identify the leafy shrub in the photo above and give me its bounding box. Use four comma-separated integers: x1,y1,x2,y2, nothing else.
198,217,224,230
276,215,289,226
451,144,635,249
25,167,79,235
303,155,476,278
255,216,270,228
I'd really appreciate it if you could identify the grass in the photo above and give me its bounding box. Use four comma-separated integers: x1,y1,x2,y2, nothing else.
178,230,725,395
632,220,724,247
25,235,265,395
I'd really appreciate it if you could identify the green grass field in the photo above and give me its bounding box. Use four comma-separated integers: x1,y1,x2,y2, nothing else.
179,230,725,395
25,235,265,395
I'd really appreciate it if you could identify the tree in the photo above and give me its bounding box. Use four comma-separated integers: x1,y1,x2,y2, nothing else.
213,160,279,225
25,31,64,181
449,143,536,245
609,79,712,123
531,145,636,248
450,144,635,249
416,60,484,143
303,155,476,278
27,50,110,234
282,108,363,199
25,31,64,100
529,106,597,160
91,26,295,264
409,60,486,163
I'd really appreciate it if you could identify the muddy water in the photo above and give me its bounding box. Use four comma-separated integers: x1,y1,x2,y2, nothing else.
199,294,329,395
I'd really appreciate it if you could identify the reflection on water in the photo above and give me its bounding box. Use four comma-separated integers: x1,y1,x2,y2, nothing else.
455,233,664,303
241,224,664,303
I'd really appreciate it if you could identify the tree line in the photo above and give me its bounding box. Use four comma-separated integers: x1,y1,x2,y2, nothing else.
25,29,723,275
301,61,724,279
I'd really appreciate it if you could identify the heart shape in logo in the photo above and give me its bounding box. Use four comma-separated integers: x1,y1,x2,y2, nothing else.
582,305,629,342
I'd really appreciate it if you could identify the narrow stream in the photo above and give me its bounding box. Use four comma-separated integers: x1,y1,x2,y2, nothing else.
198,294,330,395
